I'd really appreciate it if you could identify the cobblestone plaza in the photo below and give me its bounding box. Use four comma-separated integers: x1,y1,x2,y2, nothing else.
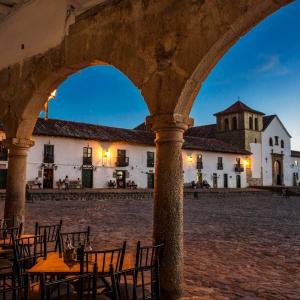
1,193,299,299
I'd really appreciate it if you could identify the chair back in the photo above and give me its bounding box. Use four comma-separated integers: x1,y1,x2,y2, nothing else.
110,265,138,300
59,226,90,251
0,216,17,228
84,241,127,274
135,241,164,269
40,263,98,300
13,232,47,275
0,223,23,247
110,261,161,300
35,220,62,251
0,272,29,300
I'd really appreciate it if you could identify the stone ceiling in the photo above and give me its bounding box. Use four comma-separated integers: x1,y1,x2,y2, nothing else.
0,0,27,21
0,0,108,22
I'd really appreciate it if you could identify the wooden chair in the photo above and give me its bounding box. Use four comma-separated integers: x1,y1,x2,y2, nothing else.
79,242,127,293
0,223,23,249
13,232,47,275
59,226,90,251
0,216,17,228
0,272,30,300
134,242,164,300
35,220,62,252
39,263,111,300
83,241,127,274
135,241,164,269
110,261,161,300
109,265,137,300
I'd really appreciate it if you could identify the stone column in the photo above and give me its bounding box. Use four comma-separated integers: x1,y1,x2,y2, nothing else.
4,138,34,226
146,114,193,300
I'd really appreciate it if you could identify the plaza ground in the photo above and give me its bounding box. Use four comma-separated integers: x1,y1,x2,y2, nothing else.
1,193,300,299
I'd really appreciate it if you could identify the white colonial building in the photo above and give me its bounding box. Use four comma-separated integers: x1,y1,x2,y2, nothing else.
0,101,299,190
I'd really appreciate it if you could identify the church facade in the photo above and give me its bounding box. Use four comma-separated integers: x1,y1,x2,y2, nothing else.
0,101,299,189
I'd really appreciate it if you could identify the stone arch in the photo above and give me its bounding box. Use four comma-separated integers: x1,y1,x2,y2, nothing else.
175,0,293,116
0,0,293,139
0,1,154,139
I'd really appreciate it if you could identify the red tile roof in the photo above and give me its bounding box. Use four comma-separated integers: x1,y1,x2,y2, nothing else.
185,124,216,138
214,101,265,116
0,118,250,155
33,118,250,155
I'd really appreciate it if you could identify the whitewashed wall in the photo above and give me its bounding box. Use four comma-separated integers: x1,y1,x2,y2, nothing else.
249,143,262,178
27,136,156,188
26,135,249,188
3,125,299,188
262,116,293,186
291,155,300,186
183,150,248,188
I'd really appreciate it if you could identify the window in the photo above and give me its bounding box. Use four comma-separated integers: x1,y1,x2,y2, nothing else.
44,144,54,163
116,149,129,167
197,154,203,169
281,140,284,148
217,157,223,170
147,151,155,167
224,118,229,131
0,145,8,161
249,116,253,130
254,138,257,143
269,138,273,146
275,136,279,145
83,147,92,165
232,117,237,130
235,158,244,172
254,118,259,130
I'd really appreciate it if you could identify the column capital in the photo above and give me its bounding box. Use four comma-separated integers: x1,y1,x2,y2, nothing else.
3,138,35,150
145,113,194,132
146,114,194,143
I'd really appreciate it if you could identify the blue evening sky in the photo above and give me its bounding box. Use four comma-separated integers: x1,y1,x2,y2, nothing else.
47,1,300,150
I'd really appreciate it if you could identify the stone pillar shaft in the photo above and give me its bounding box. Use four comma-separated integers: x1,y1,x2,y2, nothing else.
147,114,193,300
4,138,34,226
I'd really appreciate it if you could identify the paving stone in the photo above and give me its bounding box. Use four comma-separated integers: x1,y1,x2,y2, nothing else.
1,194,299,299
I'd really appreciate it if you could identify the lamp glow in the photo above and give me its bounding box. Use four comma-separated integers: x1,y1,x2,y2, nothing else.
48,90,57,101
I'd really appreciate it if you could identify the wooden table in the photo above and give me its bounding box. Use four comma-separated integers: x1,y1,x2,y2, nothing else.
27,252,134,275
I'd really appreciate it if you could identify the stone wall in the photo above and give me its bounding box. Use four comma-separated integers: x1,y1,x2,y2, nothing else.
0,188,274,203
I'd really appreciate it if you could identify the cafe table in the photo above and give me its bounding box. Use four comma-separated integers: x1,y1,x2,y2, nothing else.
27,252,134,275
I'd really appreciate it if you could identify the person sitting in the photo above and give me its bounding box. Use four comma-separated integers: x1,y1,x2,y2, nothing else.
34,177,42,189
127,180,132,189
202,179,210,188
108,180,116,188
191,181,197,189
131,180,137,189
64,176,70,190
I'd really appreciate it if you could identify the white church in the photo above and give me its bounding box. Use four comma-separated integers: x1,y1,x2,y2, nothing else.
0,101,299,190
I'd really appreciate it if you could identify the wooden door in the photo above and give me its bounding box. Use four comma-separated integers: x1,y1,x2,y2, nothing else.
82,169,93,188
43,168,53,189
147,173,154,188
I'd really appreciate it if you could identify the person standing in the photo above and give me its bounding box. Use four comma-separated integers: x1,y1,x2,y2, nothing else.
64,176,70,190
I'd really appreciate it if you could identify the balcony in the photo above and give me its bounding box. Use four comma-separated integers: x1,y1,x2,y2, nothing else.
234,164,244,173
43,155,54,164
217,163,223,170
83,157,92,165
147,160,154,168
116,156,129,167
196,161,203,170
